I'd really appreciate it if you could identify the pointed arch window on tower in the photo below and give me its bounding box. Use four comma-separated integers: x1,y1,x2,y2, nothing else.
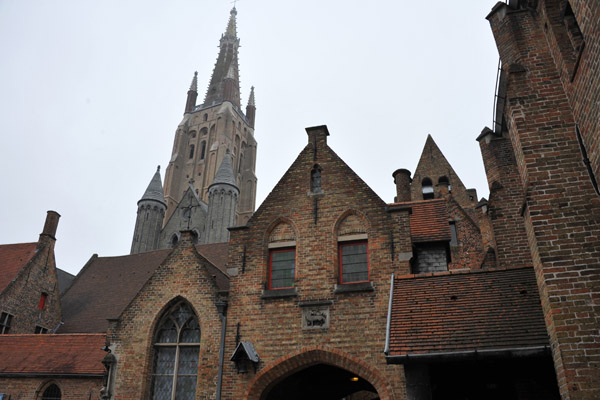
189,144,195,160
422,178,434,200
150,301,200,400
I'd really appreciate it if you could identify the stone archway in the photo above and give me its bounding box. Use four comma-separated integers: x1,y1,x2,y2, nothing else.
245,347,392,400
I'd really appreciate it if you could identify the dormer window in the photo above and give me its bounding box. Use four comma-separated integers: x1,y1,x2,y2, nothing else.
422,178,434,200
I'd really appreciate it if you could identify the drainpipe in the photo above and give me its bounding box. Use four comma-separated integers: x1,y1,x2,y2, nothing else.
216,301,228,400
384,273,394,356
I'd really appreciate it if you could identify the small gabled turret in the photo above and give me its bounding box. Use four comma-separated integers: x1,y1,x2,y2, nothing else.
246,86,256,128
131,166,167,254
205,150,239,243
185,71,198,114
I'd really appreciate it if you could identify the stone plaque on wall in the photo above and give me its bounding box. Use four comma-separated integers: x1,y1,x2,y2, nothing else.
301,304,330,330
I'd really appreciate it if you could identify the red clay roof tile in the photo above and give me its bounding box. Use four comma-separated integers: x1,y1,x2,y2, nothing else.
388,267,549,357
390,199,451,243
0,334,106,375
0,242,37,293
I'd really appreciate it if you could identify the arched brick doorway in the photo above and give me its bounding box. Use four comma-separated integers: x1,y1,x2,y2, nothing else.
245,348,392,400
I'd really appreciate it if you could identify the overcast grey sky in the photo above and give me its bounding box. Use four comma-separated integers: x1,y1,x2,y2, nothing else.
0,1,501,275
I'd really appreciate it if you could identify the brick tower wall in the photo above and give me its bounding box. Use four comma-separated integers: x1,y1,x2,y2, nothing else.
488,3,600,398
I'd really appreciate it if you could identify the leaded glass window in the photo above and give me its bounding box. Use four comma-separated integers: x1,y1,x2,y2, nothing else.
339,241,368,283
269,248,295,289
151,302,200,400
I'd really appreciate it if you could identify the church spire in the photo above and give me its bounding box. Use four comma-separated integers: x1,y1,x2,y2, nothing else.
203,7,241,108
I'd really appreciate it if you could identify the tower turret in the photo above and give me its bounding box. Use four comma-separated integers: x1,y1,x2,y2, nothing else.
131,166,166,254
205,150,239,243
246,86,256,129
185,71,198,114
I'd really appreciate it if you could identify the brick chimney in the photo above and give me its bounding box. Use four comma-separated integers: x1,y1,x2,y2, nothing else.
41,211,61,240
392,169,412,202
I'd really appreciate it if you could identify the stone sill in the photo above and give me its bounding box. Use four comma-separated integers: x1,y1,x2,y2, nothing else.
334,282,374,294
261,288,298,299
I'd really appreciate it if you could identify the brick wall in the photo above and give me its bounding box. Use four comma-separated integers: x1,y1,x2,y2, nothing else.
0,212,62,334
223,126,410,400
0,377,102,400
487,3,600,398
108,232,226,399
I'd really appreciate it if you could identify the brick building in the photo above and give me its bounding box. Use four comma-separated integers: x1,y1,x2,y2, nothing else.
1,1,599,399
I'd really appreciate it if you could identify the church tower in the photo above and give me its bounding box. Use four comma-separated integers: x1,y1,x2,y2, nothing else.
205,150,239,243
163,6,257,227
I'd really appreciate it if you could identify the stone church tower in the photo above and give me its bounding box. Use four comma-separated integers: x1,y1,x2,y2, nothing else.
163,6,257,226
130,7,256,254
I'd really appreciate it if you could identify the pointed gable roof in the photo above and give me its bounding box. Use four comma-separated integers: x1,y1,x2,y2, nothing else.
60,243,230,333
139,166,166,206
0,242,37,293
210,150,238,189
411,135,471,206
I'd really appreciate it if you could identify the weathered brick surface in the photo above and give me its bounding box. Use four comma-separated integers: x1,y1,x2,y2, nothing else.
224,127,411,400
487,3,600,398
0,212,62,334
0,377,102,399
107,232,226,399
478,132,533,268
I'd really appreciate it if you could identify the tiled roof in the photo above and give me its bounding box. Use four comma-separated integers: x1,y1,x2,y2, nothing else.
0,334,106,375
60,249,171,333
0,242,37,293
196,242,229,291
60,243,229,333
389,199,451,243
388,267,549,358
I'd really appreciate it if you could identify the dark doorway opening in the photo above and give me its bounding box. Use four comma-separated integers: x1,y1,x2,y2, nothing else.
262,363,379,400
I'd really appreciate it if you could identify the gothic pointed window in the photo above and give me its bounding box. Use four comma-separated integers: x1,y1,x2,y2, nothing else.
200,141,206,160
151,301,200,400
41,384,61,400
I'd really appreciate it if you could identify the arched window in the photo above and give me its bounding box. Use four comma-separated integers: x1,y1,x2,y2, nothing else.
203,113,208,122
42,384,61,400
150,301,200,400
438,176,451,192
189,144,195,159
336,213,368,284
268,221,296,290
422,178,434,200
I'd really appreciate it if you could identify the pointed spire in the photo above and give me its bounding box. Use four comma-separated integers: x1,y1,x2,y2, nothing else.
247,86,255,107
139,166,166,206
190,71,198,92
210,150,238,188
203,8,241,107
225,7,238,38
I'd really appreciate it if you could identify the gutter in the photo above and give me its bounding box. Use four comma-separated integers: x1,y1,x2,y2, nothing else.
215,302,228,400
386,345,551,364
383,273,394,356
0,373,105,378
